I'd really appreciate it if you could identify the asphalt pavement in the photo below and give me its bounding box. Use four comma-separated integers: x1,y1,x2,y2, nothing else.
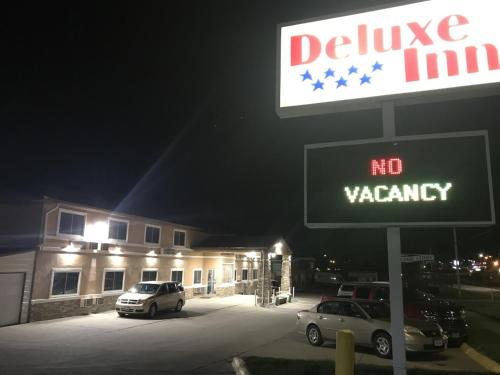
0,294,487,374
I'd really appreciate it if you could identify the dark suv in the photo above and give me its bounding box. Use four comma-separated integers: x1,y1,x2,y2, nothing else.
325,282,468,345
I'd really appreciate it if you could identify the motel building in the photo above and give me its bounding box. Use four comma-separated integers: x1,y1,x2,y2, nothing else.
0,196,292,326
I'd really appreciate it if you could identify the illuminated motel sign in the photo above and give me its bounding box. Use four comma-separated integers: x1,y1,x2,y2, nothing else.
304,131,495,228
277,0,500,117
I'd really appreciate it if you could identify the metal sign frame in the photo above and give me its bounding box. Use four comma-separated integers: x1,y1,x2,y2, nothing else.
304,130,495,229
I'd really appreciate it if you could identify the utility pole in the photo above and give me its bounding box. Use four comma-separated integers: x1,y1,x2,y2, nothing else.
453,228,462,298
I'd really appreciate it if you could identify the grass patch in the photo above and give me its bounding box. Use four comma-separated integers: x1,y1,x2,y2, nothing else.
243,357,486,375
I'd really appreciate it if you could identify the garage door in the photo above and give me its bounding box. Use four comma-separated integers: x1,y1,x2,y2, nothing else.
0,273,25,326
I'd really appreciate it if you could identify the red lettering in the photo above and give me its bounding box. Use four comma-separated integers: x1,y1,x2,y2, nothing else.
438,15,469,42
371,158,403,176
358,24,368,55
371,159,386,176
466,44,500,73
408,21,433,46
325,36,351,59
290,35,321,66
387,158,403,175
404,48,420,82
374,26,401,52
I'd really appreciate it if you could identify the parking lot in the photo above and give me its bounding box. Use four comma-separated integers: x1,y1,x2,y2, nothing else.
0,294,486,374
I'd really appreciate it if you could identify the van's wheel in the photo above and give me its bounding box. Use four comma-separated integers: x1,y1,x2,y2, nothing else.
118,312,125,317
148,303,158,318
373,331,392,359
306,324,324,346
175,300,183,312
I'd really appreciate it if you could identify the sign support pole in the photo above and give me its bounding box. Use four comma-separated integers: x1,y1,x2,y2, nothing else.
382,102,407,375
453,228,462,298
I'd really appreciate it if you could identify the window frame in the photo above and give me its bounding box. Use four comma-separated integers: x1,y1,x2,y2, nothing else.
241,268,249,282
141,268,159,282
252,269,258,280
102,268,126,294
193,268,202,286
107,218,129,243
144,224,161,245
173,229,187,248
49,268,82,298
222,263,234,285
56,209,87,239
170,268,184,284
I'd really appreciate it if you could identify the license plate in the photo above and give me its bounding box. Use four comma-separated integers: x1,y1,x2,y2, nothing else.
451,332,460,338
434,339,443,347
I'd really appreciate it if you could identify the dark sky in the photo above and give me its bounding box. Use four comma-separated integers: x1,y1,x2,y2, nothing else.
1,1,499,264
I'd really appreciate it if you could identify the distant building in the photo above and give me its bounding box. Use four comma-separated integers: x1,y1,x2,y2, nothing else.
0,196,292,325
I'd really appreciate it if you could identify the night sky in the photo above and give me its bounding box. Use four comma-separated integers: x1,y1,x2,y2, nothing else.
1,1,500,267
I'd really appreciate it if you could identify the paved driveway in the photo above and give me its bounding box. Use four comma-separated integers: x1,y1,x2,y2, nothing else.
0,294,486,374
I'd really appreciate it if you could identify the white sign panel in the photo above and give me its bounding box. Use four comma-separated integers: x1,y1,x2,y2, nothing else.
277,0,500,117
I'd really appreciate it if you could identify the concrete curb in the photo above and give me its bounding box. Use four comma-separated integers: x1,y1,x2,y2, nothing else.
461,343,500,374
232,357,251,375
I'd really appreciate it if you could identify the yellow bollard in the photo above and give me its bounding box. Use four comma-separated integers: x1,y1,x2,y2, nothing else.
335,330,354,375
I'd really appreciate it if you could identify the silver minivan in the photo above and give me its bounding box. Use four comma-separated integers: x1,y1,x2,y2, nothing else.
116,281,185,318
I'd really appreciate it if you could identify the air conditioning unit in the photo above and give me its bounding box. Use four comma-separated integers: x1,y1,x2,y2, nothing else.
80,297,93,308
93,296,104,305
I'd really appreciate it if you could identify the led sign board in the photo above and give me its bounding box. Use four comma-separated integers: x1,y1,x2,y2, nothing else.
305,131,495,228
277,0,500,117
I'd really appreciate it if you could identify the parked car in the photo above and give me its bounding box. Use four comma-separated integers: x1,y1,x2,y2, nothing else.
324,282,467,345
297,299,447,358
115,281,185,318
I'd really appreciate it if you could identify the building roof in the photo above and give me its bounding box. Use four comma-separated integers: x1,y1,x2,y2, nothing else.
193,235,287,251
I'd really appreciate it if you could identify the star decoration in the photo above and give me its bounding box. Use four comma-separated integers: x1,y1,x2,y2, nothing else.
348,65,358,75
336,76,348,88
360,74,372,85
312,79,324,91
301,70,312,81
324,68,335,78
372,61,383,72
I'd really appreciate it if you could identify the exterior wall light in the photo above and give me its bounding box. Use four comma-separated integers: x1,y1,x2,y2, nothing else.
63,242,80,252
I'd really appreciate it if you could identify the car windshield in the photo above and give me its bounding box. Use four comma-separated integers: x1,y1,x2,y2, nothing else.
128,283,160,294
358,302,391,319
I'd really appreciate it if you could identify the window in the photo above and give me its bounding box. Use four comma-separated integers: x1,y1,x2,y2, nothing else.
193,269,202,285
145,225,160,244
222,264,234,284
108,220,128,241
51,270,81,296
252,269,258,280
171,269,183,283
242,269,248,281
339,302,365,319
373,287,389,301
173,230,186,247
58,211,85,236
103,270,125,292
354,287,370,299
318,301,341,315
142,270,158,282
234,269,237,281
